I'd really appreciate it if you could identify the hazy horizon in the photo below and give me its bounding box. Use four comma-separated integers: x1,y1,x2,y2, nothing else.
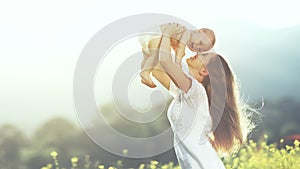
1,0,300,136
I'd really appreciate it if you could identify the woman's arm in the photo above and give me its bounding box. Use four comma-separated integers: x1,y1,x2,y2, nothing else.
174,42,185,68
152,63,171,90
159,34,192,93
174,29,191,67
151,43,186,91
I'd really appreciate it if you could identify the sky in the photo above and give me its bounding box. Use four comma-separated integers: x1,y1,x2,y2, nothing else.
1,0,300,135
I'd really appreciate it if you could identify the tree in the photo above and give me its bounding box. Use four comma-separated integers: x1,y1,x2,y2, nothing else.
0,125,28,169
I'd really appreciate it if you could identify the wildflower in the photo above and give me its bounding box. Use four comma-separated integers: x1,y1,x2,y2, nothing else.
260,141,267,148
161,164,168,169
98,165,105,169
47,163,52,168
150,160,159,165
294,139,300,147
122,149,128,155
117,160,122,166
50,151,58,157
285,145,292,150
280,139,284,143
168,161,174,167
138,163,145,169
71,157,79,163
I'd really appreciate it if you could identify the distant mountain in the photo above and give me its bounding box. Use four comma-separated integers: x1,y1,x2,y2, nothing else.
210,21,300,101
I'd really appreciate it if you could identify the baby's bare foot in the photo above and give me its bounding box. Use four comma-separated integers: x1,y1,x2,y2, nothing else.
140,71,156,88
141,78,156,88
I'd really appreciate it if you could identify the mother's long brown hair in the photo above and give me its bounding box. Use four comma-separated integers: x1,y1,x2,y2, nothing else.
202,54,256,157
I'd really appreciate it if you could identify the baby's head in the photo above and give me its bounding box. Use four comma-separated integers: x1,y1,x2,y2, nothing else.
187,28,215,52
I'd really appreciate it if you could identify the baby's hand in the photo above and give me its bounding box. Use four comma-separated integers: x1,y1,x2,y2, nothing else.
160,23,186,37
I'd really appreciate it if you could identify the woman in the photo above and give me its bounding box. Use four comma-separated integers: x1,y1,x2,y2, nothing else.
149,26,255,168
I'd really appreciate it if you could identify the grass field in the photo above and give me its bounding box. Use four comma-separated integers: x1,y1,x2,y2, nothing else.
41,135,300,169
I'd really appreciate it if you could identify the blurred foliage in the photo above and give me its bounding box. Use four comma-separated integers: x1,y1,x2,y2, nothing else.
41,136,300,169
259,97,300,143
0,125,28,169
0,97,299,168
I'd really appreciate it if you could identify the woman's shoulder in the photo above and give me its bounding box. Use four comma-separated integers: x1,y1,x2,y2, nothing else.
183,71,205,90
182,71,206,99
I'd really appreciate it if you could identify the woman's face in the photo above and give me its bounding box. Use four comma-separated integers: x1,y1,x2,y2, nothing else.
186,53,214,82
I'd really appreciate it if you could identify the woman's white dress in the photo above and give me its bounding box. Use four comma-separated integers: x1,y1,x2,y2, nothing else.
167,71,226,169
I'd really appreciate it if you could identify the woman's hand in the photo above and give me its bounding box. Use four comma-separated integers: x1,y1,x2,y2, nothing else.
179,29,191,45
175,56,183,69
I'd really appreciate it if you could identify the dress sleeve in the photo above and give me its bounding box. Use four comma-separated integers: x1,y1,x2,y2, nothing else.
169,80,180,97
169,75,206,99
182,77,206,99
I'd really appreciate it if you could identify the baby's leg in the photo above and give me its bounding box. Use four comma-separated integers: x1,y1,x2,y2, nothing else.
140,36,162,88
140,48,151,69
140,48,158,88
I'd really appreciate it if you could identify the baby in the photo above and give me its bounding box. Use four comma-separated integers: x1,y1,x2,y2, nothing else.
139,23,216,88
